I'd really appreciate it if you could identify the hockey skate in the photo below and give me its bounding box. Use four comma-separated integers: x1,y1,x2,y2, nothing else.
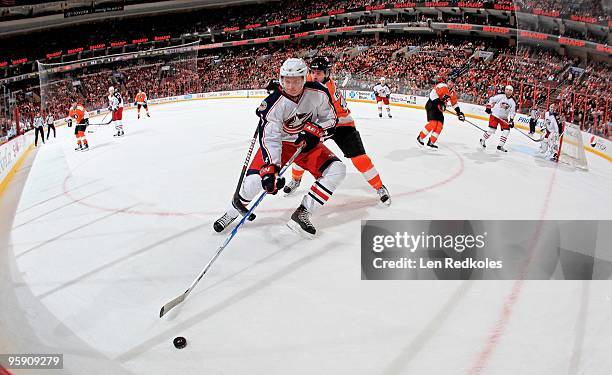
81,144,89,152
387,113,392,118
427,140,439,150
378,113,382,118
75,144,82,151
213,211,238,233
497,145,508,153
479,138,486,148
283,178,301,196
417,135,425,147
287,205,315,239
377,185,391,206
147,112,150,117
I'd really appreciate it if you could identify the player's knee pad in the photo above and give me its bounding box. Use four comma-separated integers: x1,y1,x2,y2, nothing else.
351,154,373,173
240,174,263,199
334,127,366,158
487,127,497,134
434,121,444,133
320,160,346,189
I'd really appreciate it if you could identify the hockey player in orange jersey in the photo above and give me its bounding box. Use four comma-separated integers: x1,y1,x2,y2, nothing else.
68,97,90,151
134,89,150,119
417,78,466,150
284,56,391,206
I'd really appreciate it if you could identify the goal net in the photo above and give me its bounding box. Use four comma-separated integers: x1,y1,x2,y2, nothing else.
37,41,200,120
557,122,589,170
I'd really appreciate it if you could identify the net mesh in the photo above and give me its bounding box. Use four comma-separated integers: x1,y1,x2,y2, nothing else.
37,42,200,119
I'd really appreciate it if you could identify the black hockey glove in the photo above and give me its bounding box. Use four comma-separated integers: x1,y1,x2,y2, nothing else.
508,118,514,128
485,104,492,114
67,118,72,127
294,122,324,153
455,107,466,121
260,164,285,195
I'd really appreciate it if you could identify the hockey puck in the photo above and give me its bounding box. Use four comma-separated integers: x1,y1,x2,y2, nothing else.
173,336,187,349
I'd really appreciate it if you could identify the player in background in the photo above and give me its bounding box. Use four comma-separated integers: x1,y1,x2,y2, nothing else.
68,98,90,151
108,86,124,137
479,85,516,152
417,78,465,150
135,89,150,119
213,58,346,238
45,111,56,140
373,78,392,118
33,110,45,147
539,103,564,160
284,56,391,206
528,106,541,134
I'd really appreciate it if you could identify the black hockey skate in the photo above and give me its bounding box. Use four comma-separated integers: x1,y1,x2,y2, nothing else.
417,135,425,147
497,145,508,153
213,212,238,233
283,179,301,196
479,138,486,148
287,205,315,239
427,140,439,150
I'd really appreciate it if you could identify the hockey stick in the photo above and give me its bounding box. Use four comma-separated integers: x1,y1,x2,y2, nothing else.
491,114,542,142
86,113,112,133
159,145,304,318
444,110,486,132
231,125,260,221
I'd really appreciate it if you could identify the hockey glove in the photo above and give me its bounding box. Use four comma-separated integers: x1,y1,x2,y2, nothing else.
66,118,72,127
455,107,466,121
260,164,285,195
265,79,281,94
294,122,324,153
485,104,492,114
508,118,514,128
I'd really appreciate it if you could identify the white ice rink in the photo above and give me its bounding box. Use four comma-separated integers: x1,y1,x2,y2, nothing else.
1,98,611,374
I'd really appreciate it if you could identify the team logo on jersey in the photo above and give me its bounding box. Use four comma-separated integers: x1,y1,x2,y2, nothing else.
283,112,313,134
500,103,510,110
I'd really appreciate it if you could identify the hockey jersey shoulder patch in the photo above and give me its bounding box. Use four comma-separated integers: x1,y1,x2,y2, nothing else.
256,91,282,117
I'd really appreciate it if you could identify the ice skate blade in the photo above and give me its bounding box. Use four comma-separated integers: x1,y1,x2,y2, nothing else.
286,220,315,240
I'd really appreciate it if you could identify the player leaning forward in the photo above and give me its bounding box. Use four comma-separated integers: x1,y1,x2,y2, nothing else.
480,85,516,152
214,58,346,238
284,56,391,206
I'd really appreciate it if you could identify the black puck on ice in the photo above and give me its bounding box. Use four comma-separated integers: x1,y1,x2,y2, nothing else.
173,336,187,349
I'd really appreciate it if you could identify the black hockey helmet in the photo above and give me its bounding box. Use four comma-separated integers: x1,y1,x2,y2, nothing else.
310,56,332,75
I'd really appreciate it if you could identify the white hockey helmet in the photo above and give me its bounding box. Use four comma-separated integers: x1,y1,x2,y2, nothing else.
505,85,514,93
380,77,386,83
108,86,115,94
279,58,308,83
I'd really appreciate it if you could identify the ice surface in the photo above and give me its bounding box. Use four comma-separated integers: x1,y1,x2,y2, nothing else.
1,99,611,374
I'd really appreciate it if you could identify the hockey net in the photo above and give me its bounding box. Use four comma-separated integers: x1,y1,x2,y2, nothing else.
557,122,589,170
37,41,200,119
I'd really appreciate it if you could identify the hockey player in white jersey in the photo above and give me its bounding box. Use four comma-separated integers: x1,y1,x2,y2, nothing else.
213,58,346,238
373,78,392,118
539,103,564,160
108,86,125,137
480,85,517,152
